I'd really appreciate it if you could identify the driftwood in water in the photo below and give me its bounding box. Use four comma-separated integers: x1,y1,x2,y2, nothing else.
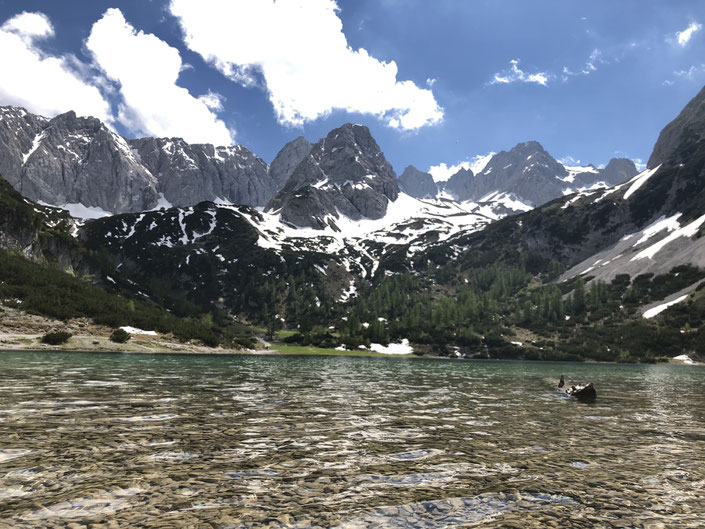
565,382,597,403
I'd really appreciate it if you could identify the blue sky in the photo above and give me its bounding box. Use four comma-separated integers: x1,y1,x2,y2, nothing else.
0,0,703,178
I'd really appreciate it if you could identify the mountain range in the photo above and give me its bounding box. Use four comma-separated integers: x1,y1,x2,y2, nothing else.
1,84,705,361
0,105,636,221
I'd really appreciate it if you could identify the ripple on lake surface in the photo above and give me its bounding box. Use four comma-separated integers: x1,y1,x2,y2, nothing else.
0,351,704,528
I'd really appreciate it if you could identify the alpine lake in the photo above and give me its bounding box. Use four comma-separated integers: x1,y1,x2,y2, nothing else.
1,351,704,528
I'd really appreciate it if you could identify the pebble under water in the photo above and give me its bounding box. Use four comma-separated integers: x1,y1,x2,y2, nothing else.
1,351,704,528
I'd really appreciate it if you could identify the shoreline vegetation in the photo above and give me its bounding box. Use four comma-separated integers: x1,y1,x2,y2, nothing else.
0,306,412,357
0,336,412,358
0,329,700,364
0,301,702,363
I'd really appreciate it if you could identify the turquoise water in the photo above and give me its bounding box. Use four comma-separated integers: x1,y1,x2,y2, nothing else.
1,351,704,528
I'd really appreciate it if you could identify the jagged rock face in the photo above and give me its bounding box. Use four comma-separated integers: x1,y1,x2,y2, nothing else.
442,168,474,201
444,144,637,206
0,106,280,214
0,107,48,189
468,141,567,205
398,165,438,199
648,84,705,169
127,138,271,208
267,124,399,229
597,158,638,186
269,136,313,191
1,109,159,213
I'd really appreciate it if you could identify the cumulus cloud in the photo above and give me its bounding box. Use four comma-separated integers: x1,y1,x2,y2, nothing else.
490,60,550,86
428,153,495,183
86,8,234,145
168,0,443,130
0,12,112,122
676,21,701,47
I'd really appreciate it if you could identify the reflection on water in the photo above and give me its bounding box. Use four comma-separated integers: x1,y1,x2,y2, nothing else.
1,352,704,528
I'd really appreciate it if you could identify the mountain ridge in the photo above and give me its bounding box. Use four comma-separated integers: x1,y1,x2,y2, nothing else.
1,105,639,226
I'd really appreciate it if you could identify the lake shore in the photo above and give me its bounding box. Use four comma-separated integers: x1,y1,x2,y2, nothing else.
0,304,417,357
0,307,700,362
1,333,700,364
0,331,416,358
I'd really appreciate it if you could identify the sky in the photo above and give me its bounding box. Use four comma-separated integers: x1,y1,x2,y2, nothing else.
0,0,703,180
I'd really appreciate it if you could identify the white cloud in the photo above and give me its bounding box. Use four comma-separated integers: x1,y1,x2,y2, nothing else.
3,10,53,41
168,0,443,131
558,156,583,166
198,90,225,112
86,8,234,145
428,153,495,183
676,21,701,47
490,60,550,86
675,64,705,79
663,64,705,86
467,152,495,174
561,49,603,81
0,12,112,122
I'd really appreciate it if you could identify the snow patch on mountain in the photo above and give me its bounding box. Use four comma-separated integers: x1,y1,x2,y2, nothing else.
624,165,661,199
38,201,112,220
629,214,682,246
642,295,688,319
22,130,47,165
559,163,598,183
631,212,705,261
476,191,534,214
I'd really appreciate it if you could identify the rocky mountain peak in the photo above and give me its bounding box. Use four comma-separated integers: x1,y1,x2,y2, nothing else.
600,158,638,185
315,124,395,183
269,136,313,191
398,165,438,199
466,141,567,205
443,167,475,201
7,108,159,213
266,123,399,229
510,140,548,156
